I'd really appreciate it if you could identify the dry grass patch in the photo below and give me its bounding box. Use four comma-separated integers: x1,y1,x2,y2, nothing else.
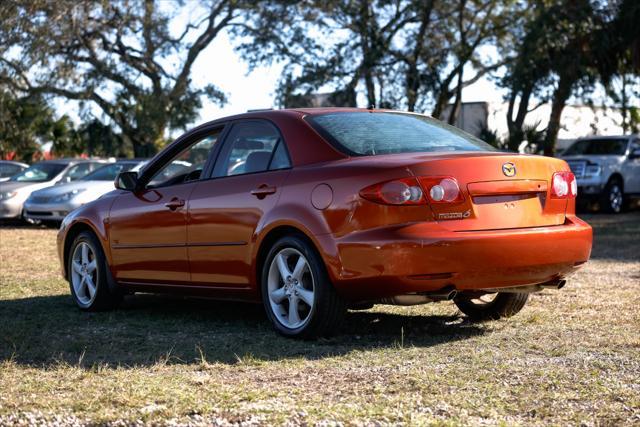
0,214,639,425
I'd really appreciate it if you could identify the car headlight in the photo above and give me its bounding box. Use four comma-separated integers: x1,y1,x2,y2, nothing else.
585,164,602,177
51,188,86,203
0,191,17,201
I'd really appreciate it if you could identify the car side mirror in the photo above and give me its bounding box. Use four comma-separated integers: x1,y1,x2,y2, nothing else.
115,171,139,191
629,148,640,159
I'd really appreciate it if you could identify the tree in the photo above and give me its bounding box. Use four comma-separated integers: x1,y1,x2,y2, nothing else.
0,0,248,157
0,89,79,161
501,0,640,155
238,0,518,119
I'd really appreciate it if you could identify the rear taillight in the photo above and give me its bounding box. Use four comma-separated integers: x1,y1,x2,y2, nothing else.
360,176,464,205
551,172,577,199
418,176,464,204
359,177,424,205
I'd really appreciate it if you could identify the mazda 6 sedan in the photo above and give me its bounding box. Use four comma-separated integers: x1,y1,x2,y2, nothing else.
57,108,593,338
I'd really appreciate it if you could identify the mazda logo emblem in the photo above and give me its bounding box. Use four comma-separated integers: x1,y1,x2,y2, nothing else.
502,162,516,177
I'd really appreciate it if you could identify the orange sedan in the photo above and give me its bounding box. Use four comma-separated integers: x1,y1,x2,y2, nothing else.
57,109,592,338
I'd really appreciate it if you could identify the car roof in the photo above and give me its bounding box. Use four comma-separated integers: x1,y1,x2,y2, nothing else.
34,158,108,165
575,135,638,141
202,107,391,125
0,160,28,166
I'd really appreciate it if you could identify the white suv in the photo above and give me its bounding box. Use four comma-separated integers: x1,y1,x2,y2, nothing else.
562,135,640,213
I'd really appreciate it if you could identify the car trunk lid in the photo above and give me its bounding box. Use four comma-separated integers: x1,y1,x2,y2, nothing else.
407,153,569,231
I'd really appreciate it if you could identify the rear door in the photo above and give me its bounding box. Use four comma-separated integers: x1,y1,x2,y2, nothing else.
187,120,291,287
624,139,640,193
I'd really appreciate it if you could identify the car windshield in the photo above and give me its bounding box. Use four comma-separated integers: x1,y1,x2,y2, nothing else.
9,163,67,182
307,112,496,156
82,162,137,181
564,138,628,156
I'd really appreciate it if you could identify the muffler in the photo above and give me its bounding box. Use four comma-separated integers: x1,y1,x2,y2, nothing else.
378,286,457,306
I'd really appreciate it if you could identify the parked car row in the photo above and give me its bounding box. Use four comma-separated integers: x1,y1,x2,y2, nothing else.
0,158,148,224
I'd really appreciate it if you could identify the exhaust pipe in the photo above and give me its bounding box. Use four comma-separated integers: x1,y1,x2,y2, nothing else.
541,279,566,290
487,278,568,294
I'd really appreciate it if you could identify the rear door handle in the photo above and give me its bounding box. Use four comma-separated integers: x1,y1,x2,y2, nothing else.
164,198,185,210
251,184,277,199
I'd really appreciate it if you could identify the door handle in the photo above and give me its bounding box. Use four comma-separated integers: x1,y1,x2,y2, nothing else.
251,184,277,199
164,197,185,210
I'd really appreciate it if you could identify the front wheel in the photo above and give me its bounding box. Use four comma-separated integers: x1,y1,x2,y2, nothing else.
68,231,122,311
602,179,624,214
261,235,346,339
454,292,528,321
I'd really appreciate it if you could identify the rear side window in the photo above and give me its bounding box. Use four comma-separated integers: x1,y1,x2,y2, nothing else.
308,112,496,156
213,121,291,177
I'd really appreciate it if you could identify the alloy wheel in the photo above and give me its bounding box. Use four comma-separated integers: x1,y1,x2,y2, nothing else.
71,242,98,306
267,248,315,329
608,184,623,213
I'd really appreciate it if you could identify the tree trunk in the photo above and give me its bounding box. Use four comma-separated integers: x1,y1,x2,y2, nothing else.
544,75,573,157
506,86,532,152
448,68,464,125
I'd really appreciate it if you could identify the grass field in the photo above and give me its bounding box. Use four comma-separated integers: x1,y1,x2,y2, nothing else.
1,213,639,426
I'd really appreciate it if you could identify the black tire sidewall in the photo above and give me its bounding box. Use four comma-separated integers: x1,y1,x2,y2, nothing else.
261,235,333,338
455,292,528,321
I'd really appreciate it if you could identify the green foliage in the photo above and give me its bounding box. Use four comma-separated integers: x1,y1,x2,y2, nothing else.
0,90,81,162
0,0,239,157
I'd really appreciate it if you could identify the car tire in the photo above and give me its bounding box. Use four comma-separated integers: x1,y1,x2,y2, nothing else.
261,235,347,339
454,292,528,321
601,178,624,214
68,231,122,311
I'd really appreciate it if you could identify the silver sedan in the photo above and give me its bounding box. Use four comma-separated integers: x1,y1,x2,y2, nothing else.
0,159,108,220
23,160,146,223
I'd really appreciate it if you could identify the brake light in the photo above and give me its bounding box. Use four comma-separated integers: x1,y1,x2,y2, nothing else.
551,172,577,198
418,176,464,204
359,177,424,205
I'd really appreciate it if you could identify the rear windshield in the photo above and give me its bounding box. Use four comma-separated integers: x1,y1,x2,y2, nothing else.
307,112,496,156
564,138,628,156
82,162,137,181
10,163,66,182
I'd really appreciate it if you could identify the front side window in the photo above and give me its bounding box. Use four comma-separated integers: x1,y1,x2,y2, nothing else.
82,162,138,181
307,112,496,156
564,138,629,156
63,163,98,181
213,121,290,177
10,163,66,182
147,130,222,188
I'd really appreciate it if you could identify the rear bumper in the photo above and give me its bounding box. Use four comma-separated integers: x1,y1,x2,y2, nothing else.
322,215,592,300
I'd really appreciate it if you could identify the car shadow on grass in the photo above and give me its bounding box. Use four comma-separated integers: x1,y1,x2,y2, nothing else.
0,293,484,368
580,211,640,262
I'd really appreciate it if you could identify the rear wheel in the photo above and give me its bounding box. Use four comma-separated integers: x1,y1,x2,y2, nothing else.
454,292,528,321
602,178,624,214
261,235,346,339
68,231,122,311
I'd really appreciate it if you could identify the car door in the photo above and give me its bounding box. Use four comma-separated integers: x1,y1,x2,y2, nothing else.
187,120,292,287
108,128,224,284
624,139,640,193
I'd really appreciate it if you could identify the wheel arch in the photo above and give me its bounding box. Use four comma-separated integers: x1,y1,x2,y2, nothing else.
62,221,106,280
253,223,339,300
607,172,624,190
